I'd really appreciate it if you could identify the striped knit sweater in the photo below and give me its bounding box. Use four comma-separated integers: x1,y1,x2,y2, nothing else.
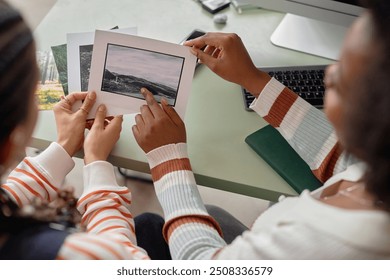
1,143,149,260
146,78,390,260
254,78,357,181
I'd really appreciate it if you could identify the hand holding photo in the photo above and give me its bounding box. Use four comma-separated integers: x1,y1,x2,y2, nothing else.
86,30,197,119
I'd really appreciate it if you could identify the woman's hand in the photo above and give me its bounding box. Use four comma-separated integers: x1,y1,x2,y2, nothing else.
184,32,270,96
53,92,96,157
83,105,123,165
132,88,186,153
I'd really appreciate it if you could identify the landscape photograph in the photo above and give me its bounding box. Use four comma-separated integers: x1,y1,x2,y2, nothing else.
79,44,94,91
101,44,185,105
36,50,64,110
51,44,68,95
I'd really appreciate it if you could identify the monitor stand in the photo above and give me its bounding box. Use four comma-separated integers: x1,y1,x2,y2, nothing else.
271,13,348,60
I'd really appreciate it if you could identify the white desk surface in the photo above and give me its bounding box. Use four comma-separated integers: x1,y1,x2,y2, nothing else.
32,0,333,201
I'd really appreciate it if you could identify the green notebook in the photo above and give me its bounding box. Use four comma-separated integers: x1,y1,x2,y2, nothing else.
245,125,322,193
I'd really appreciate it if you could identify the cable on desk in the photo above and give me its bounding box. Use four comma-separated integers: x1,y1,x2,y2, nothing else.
117,167,153,183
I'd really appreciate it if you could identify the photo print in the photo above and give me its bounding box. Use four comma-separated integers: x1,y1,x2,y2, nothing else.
66,27,137,93
79,44,94,91
102,44,184,106
86,30,197,119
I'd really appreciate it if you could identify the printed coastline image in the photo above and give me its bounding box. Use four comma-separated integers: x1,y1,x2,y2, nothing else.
101,44,185,105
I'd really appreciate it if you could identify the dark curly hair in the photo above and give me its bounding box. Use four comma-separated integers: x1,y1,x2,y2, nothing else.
343,0,390,211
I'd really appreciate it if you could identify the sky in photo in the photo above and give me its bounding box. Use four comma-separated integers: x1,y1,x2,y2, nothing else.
105,44,184,90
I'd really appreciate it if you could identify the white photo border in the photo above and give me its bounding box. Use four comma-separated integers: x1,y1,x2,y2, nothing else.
87,30,197,119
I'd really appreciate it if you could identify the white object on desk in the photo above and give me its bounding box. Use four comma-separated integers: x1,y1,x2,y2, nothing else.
213,13,228,24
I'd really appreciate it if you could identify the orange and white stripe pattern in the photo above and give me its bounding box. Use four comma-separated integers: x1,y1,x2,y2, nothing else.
57,186,148,259
146,143,224,259
250,78,358,183
1,143,149,260
1,158,60,206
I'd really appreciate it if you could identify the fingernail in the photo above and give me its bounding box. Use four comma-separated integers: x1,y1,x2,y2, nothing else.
141,88,146,94
98,104,106,111
89,91,96,99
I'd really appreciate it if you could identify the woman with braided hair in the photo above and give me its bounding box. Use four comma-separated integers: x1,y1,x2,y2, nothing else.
0,1,170,260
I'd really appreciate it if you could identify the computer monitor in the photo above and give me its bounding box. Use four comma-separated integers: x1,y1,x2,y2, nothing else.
237,0,365,60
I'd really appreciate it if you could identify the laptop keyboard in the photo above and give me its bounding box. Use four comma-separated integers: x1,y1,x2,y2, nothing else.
242,65,328,111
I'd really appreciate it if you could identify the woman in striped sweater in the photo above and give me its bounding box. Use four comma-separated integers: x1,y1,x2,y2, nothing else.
0,1,162,260
133,0,390,259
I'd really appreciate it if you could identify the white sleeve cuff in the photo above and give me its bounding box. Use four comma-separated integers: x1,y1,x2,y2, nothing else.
83,161,120,192
29,142,75,187
146,143,188,168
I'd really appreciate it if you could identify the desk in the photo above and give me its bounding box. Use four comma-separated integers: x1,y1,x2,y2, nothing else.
32,0,333,201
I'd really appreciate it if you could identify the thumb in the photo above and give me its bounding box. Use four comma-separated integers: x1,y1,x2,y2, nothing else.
92,104,107,129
